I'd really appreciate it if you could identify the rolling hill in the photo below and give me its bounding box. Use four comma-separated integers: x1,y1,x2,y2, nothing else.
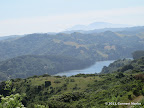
0,55,91,81
0,27,144,81
1,56,144,107
0,29,144,62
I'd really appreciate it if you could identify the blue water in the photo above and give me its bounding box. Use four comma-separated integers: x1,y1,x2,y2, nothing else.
54,60,115,77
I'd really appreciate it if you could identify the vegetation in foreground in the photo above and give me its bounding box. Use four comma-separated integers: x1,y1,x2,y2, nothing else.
1,72,144,108
1,51,144,108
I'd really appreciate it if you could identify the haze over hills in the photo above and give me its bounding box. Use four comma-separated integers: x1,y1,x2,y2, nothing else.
0,23,144,108
66,22,131,31
0,29,144,62
0,26,143,81
65,26,144,35
1,0,144,107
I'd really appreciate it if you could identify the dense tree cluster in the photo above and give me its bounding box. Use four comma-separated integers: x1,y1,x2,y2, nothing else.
132,50,144,59
0,55,93,81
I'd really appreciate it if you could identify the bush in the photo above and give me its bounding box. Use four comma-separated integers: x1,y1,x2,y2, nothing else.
133,89,140,96
42,74,51,77
32,75,38,78
128,94,132,100
121,64,133,72
0,93,25,108
45,81,51,87
50,92,85,102
115,73,125,78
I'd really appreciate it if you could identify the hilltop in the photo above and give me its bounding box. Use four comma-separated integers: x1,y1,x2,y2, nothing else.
0,28,144,62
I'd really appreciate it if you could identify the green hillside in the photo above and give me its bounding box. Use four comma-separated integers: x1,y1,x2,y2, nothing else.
132,50,144,59
0,29,143,82
0,30,144,62
0,55,92,82
1,57,144,108
101,56,144,75
101,58,132,74
0,28,144,107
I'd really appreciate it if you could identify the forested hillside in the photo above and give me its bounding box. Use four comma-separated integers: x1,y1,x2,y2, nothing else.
101,50,144,74
1,57,144,107
101,58,132,74
0,55,92,81
0,29,144,62
0,27,144,81
132,50,144,59
1,0,144,107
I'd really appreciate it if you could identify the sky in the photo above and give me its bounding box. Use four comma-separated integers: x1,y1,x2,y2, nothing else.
0,0,144,36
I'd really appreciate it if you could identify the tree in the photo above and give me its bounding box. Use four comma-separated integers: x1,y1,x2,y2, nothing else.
0,94,25,108
45,81,51,87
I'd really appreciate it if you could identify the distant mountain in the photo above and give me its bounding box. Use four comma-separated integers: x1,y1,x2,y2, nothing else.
66,22,131,31
0,29,144,62
0,28,143,81
63,26,144,37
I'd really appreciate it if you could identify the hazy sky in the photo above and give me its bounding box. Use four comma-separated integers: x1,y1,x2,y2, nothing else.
0,0,144,36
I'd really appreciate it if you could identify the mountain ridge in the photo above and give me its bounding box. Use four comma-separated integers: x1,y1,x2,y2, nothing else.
66,22,132,31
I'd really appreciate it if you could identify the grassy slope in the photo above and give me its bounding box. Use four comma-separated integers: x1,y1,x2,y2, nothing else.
1,57,144,107
2,72,143,108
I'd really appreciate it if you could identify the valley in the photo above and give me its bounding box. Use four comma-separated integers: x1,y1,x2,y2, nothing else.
0,27,144,108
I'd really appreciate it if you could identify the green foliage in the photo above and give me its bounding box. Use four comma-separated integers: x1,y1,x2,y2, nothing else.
101,58,132,74
50,92,85,102
4,80,12,91
115,72,125,78
1,56,144,107
0,93,25,108
70,79,75,82
101,57,144,75
0,55,92,81
0,30,144,81
34,104,49,108
45,81,51,87
0,70,143,108
132,50,144,59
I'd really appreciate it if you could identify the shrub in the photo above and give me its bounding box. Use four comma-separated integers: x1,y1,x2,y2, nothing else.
42,74,51,77
133,89,140,96
45,81,51,87
0,93,25,108
128,94,132,100
115,73,125,78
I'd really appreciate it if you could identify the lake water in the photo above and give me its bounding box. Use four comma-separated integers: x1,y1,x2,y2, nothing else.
54,60,115,77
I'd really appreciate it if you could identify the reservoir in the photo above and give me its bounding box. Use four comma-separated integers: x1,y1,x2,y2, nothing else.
54,60,115,77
